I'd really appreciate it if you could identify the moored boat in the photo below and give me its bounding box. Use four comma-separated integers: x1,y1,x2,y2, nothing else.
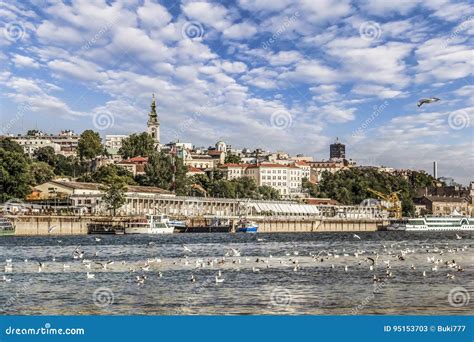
124,214,174,234
236,219,258,233
401,211,474,231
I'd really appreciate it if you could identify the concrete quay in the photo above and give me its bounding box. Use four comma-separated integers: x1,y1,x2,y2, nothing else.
5,214,387,236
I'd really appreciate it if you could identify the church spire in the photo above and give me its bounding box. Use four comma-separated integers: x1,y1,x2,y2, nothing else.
148,93,159,125
147,93,160,147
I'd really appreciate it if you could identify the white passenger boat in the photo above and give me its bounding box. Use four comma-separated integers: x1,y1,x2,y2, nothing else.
124,214,174,234
402,211,474,231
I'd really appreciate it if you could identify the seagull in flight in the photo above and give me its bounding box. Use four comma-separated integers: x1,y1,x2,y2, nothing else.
353,234,361,240
182,245,192,253
417,97,440,107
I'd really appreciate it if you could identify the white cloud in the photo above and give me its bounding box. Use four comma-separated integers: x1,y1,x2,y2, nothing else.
48,58,107,82
282,60,339,84
352,84,404,99
11,54,40,68
181,1,232,32
318,104,356,123
137,0,172,28
414,37,473,83
223,22,257,39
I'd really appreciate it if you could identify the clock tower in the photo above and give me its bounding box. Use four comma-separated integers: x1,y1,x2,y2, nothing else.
147,93,160,148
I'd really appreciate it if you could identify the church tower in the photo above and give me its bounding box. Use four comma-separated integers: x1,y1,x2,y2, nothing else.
147,93,160,148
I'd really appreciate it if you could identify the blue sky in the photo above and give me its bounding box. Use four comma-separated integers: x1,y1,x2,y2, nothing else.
0,0,473,184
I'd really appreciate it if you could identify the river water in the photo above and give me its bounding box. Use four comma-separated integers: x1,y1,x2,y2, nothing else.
0,232,472,315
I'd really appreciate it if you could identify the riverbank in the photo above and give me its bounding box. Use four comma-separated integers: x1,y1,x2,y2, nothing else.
4,215,388,235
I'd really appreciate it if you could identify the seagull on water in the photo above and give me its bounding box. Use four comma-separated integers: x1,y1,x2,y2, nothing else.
1,275,12,283
215,270,224,283
136,275,147,285
417,97,440,107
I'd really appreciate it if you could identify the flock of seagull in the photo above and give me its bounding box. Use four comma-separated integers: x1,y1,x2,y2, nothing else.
1,233,470,291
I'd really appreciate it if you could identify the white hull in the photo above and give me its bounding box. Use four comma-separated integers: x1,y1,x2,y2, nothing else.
405,226,474,231
399,212,473,231
125,227,174,234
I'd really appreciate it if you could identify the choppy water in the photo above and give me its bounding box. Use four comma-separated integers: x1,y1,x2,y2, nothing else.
0,232,473,315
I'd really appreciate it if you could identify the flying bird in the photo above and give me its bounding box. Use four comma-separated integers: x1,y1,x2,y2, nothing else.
353,234,361,240
417,97,440,107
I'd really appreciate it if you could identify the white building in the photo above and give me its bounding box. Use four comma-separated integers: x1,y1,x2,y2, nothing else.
219,163,248,180
105,135,128,150
245,163,304,198
13,137,61,156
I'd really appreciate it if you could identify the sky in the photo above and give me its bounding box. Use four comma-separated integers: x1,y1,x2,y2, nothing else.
0,0,473,184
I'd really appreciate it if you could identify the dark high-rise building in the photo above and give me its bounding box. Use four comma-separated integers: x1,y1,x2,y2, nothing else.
330,138,345,160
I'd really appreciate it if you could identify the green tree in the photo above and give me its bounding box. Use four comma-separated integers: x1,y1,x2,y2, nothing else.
233,177,258,198
224,153,242,164
54,155,87,178
0,139,31,201
78,164,135,185
77,130,103,160
26,129,41,136
119,132,155,159
257,185,281,200
314,168,431,216
141,152,188,195
30,161,55,185
101,177,126,216
209,179,236,198
34,146,56,166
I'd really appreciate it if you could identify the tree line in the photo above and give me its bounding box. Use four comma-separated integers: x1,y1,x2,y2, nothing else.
302,167,436,216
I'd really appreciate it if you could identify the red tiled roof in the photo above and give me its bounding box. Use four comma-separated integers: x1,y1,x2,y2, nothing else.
247,163,299,169
128,156,148,163
295,161,310,166
219,163,250,168
187,166,205,173
208,150,223,155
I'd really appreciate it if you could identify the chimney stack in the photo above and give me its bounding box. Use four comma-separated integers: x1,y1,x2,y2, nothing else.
433,161,438,179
